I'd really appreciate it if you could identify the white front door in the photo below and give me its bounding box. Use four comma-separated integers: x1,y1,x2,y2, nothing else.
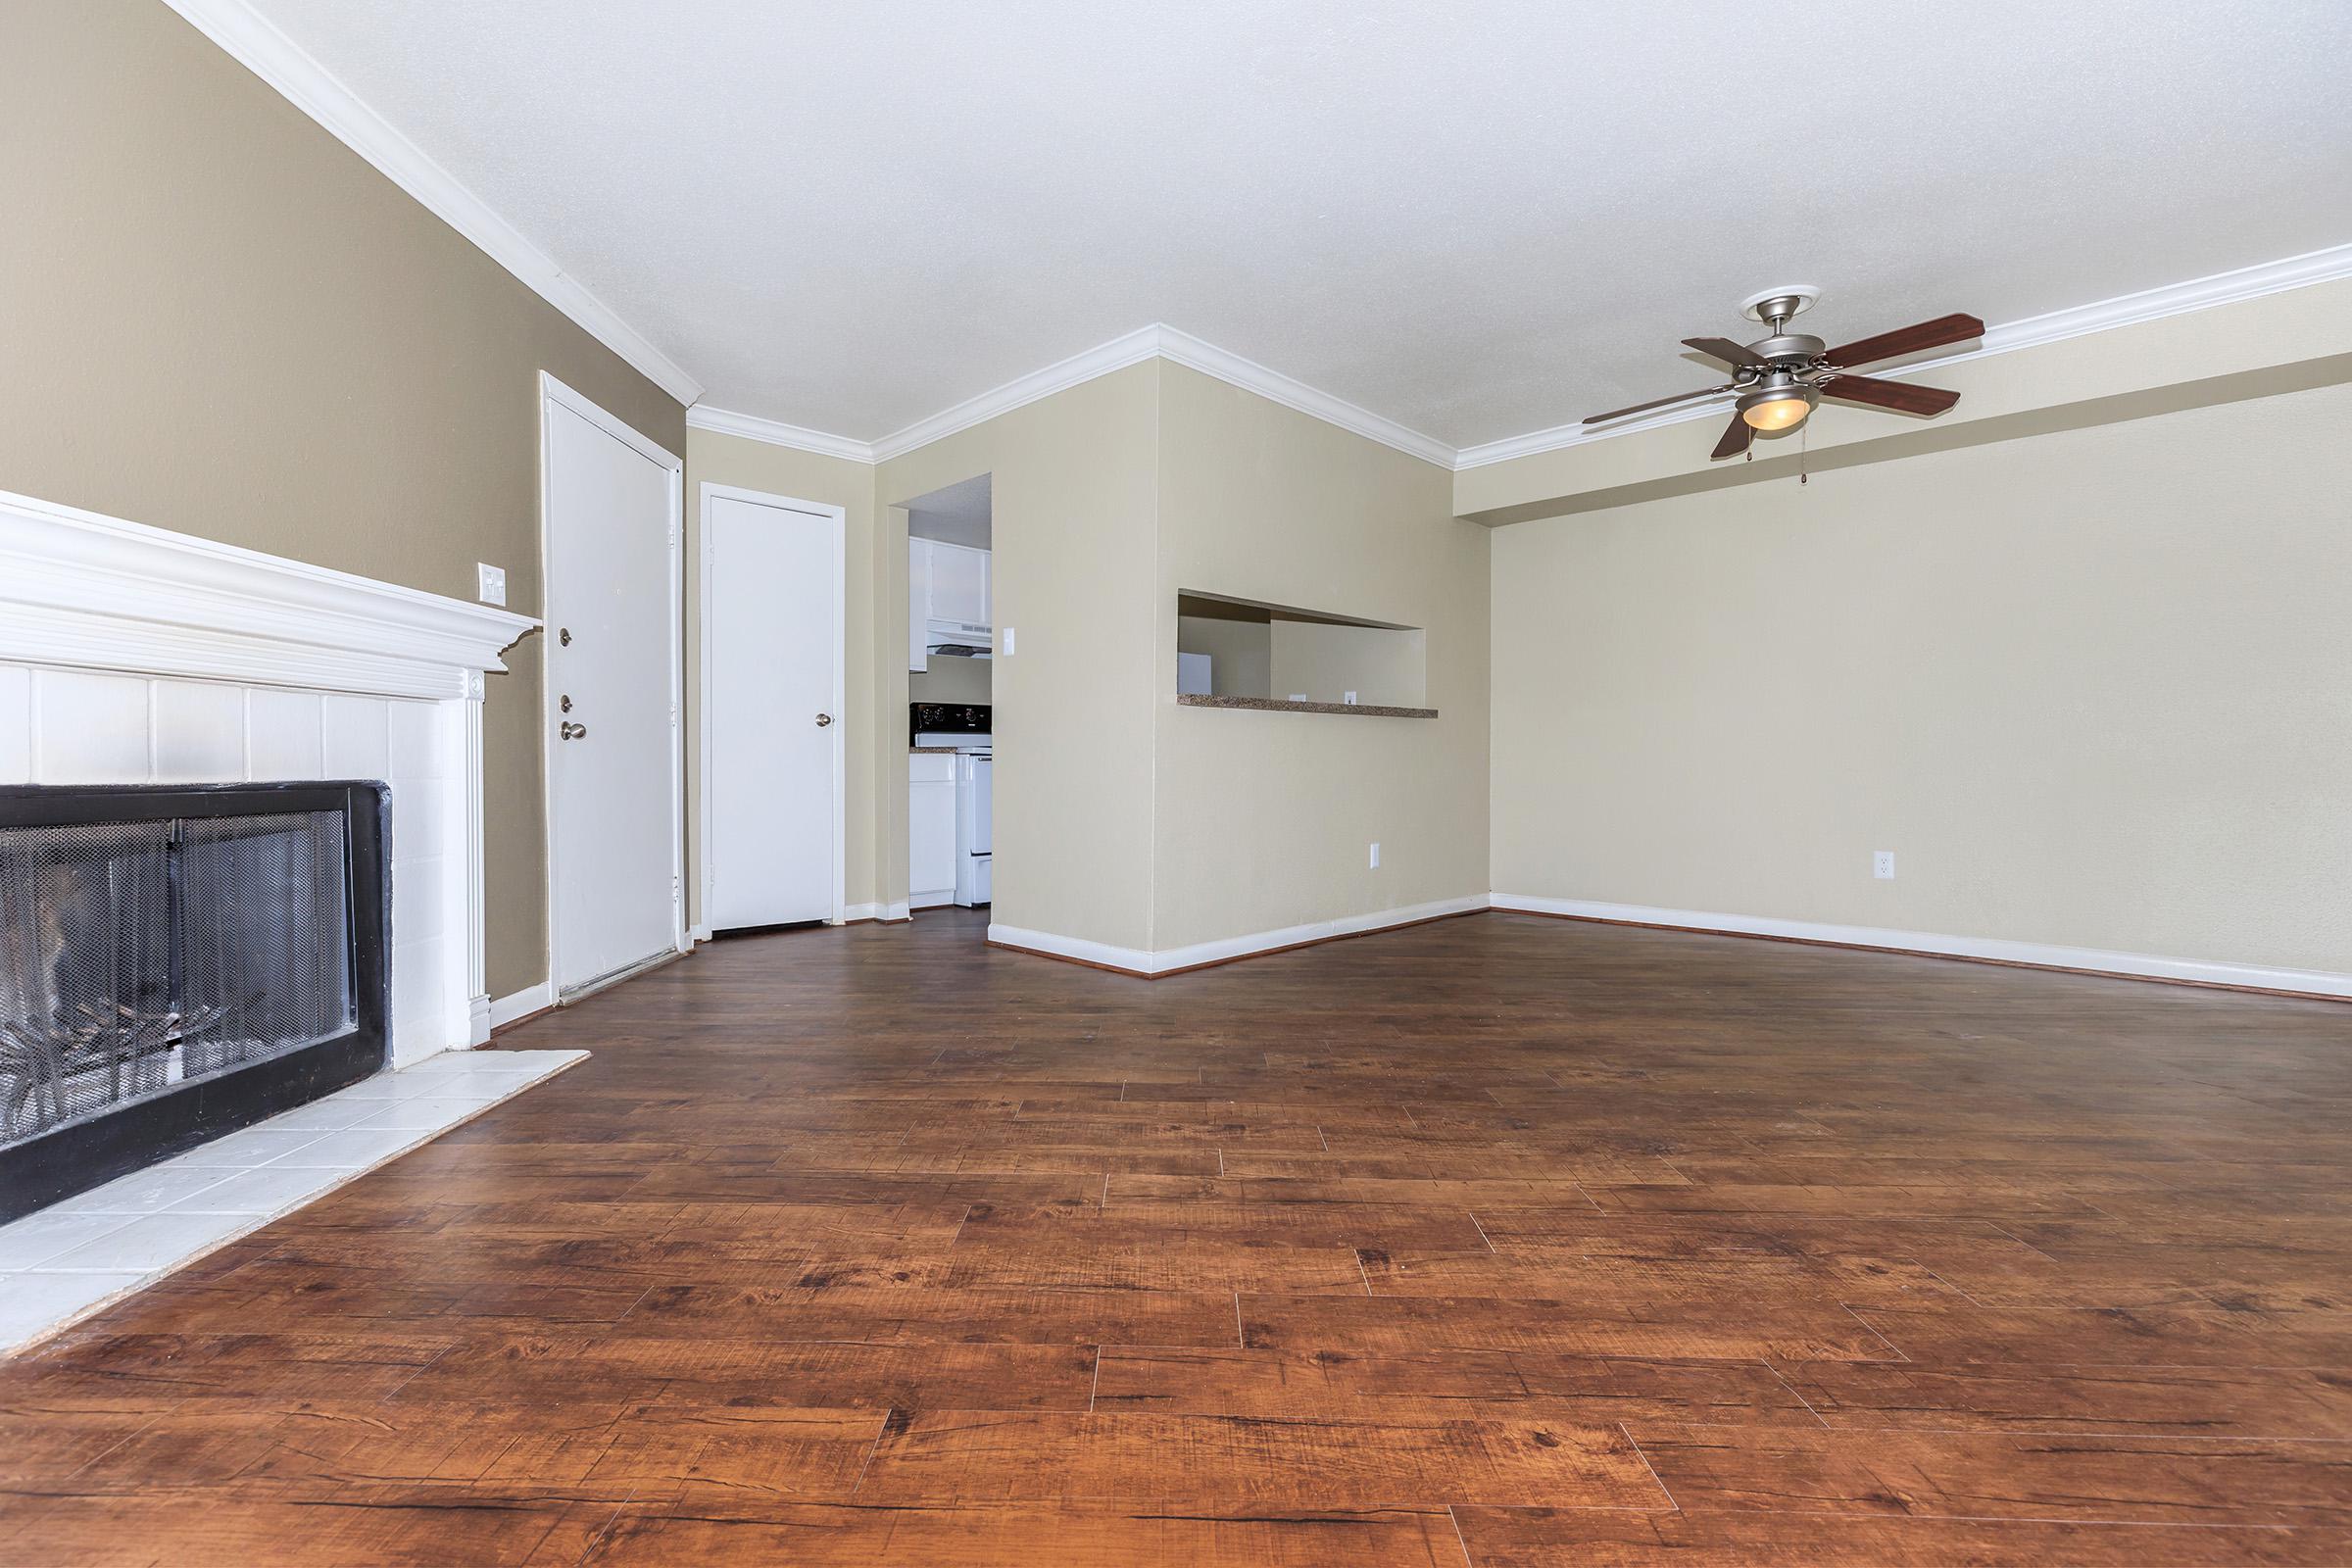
542,379,682,997
703,489,842,929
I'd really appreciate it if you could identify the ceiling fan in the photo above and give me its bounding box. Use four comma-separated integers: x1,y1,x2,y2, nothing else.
1585,288,1984,460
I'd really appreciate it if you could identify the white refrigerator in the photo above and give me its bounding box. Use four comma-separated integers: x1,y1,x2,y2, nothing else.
955,753,992,906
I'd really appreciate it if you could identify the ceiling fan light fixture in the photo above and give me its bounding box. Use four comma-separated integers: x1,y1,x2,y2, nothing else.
1738,383,1815,432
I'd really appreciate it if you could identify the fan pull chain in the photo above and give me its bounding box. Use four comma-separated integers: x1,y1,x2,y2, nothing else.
1800,419,1809,485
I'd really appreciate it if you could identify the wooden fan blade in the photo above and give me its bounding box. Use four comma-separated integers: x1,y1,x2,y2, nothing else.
1819,372,1960,416
1823,313,1984,368
1583,384,1731,425
1710,413,1753,460
1683,336,1766,368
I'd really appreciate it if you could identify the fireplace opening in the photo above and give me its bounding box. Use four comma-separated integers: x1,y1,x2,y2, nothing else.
0,782,388,1221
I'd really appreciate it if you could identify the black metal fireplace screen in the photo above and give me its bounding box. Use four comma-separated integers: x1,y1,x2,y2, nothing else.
0,783,388,1221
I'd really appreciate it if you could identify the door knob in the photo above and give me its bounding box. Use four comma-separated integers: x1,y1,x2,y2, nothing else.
561,721,588,740
815,712,834,727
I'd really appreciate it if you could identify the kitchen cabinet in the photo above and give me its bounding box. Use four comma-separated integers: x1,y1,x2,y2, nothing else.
907,537,992,671
909,752,958,906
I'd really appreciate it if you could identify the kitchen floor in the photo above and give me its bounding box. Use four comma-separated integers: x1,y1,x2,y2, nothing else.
5,906,2350,1564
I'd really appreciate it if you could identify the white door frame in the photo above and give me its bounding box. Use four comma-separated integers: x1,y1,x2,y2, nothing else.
696,481,848,933
537,371,688,999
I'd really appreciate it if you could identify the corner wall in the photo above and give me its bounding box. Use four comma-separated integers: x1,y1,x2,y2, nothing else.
1152,365,1490,956
1490,373,2352,982
877,363,1163,953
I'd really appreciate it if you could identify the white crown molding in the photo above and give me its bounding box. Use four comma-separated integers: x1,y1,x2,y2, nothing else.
686,406,876,465
1152,327,1457,468
162,0,704,409
1454,239,2352,469
866,324,1458,468
1492,894,2352,1001
0,487,539,702
868,326,1166,464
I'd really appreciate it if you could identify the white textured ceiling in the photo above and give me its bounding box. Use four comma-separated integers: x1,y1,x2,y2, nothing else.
242,0,2352,449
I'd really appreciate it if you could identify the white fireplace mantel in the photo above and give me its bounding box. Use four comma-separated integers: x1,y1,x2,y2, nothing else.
0,486,538,1063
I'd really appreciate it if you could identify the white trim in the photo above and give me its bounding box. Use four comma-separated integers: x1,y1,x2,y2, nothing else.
870,325,1164,464
868,324,1454,468
687,406,875,465
0,487,536,699
1489,895,2352,1001
1151,327,1455,469
538,373,690,1003
694,482,849,932
162,1,702,409
841,903,887,923
1456,239,2352,468
487,981,554,1029
689,923,714,944
989,895,1489,977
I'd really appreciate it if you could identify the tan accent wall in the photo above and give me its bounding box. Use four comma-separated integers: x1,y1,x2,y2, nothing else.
680,431,887,922
0,2,685,997
1489,374,2352,974
1153,365,1490,953
877,364,1162,950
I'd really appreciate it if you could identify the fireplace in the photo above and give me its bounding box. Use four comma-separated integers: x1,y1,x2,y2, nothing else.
0,781,389,1221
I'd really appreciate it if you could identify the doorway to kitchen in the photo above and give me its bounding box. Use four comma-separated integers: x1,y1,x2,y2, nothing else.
904,474,992,932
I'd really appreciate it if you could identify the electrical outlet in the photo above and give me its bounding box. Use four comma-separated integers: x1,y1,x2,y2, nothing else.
1369,842,1381,869
476,563,507,606
1344,691,1358,705
1288,693,1308,703
1873,851,1895,880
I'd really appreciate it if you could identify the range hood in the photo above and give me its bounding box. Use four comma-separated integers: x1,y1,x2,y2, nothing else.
924,617,993,660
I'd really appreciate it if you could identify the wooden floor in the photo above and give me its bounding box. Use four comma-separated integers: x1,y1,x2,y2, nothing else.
6,907,2352,1565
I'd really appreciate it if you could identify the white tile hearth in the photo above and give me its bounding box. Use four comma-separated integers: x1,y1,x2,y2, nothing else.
0,1048,586,1354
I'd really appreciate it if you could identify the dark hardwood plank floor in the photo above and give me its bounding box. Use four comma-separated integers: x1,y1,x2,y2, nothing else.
5,906,2351,1565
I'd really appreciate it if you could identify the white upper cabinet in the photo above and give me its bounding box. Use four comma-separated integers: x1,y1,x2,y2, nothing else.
928,541,989,628
908,537,992,670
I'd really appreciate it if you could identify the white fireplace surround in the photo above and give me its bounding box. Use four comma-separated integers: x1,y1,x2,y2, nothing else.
0,487,537,1068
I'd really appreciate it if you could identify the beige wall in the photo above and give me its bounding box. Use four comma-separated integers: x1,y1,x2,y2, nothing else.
878,364,1162,950
681,430,888,921
1490,374,2352,974
0,2,685,997
908,657,992,706
1153,365,1489,953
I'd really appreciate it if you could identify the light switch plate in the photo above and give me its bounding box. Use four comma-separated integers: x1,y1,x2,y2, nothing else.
476,563,508,606
1369,842,1381,868
1001,627,1015,656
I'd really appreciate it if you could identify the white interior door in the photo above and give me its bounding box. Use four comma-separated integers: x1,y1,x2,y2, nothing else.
703,488,842,929
543,379,682,997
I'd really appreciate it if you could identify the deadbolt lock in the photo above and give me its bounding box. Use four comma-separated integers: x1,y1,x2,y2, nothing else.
559,627,571,646
561,694,572,712
815,712,834,727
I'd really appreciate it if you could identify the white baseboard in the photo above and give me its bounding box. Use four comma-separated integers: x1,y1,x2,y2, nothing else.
989,895,1490,977
688,923,713,943
1489,894,2352,1000
465,993,492,1048
487,981,555,1029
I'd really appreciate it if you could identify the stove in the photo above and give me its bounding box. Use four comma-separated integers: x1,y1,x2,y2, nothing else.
911,702,991,754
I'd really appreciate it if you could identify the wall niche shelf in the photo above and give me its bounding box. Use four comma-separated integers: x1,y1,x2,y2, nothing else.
1178,693,1437,719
